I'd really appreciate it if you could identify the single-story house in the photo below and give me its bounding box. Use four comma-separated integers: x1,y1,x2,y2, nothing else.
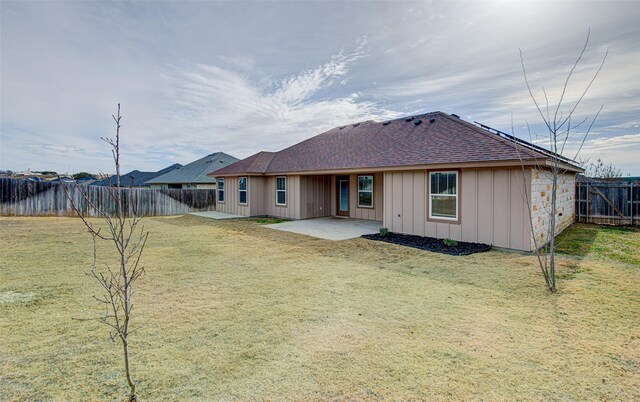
146,152,239,189
93,163,182,187
209,112,582,251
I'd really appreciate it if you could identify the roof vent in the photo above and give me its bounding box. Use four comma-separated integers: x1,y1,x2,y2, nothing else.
413,119,422,125
382,121,390,126
405,117,413,122
205,160,212,163
451,113,460,118
339,126,346,130
353,123,360,127
429,118,436,123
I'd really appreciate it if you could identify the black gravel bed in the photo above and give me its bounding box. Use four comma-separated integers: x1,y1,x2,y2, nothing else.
361,232,491,256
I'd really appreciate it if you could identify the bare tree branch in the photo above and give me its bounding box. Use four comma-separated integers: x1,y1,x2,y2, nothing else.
62,104,144,401
516,31,607,292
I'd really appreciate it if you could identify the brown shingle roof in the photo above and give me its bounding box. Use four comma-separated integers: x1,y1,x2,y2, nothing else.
211,111,577,176
214,151,275,174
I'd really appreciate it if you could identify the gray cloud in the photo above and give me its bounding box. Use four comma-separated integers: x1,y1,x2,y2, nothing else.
1,1,639,175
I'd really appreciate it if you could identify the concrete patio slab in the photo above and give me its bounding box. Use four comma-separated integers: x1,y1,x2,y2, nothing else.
265,217,382,240
190,211,245,220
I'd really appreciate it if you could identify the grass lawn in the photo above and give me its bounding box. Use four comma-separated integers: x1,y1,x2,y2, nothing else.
1,217,638,401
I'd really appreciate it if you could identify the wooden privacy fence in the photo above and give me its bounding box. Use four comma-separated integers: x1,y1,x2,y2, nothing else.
576,180,639,226
0,178,216,217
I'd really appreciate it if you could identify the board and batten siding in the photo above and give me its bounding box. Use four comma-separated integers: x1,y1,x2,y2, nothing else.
248,176,266,216
383,168,532,251
329,173,384,221
264,175,301,219
299,175,332,219
216,173,381,221
214,176,251,216
214,175,324,219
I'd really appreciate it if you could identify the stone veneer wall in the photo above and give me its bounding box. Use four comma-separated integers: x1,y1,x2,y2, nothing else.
530,168,576,250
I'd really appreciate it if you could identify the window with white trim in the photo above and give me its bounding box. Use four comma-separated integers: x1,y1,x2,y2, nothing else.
275,176,286,206
357,175,373,208
217,178,225,203
238,177,247,205
429,171,458,220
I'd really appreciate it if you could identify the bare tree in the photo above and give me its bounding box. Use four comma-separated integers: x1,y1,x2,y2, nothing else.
516,30,607,292
581,157,624,181
62,104,147,401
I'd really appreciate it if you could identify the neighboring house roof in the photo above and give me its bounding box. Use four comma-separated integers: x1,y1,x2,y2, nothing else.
212,111,582,176
146,152,239,185
156,163,184,175
49,177,75,183
77,179,98,185
93,163,182,187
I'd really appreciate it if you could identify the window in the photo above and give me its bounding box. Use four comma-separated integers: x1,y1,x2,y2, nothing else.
238,177,247,205
429,171,458,220
275,176,286,206
217,178,225,203
358,175,373,208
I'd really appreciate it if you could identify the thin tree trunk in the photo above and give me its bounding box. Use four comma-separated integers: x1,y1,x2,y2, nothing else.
122,336,136,401
549,161,558,292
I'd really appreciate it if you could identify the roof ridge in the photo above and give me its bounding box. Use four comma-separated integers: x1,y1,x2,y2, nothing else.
435,112,542,160
471,120,582,166
258,151,276,173
198,152,240,179
194,154,219,179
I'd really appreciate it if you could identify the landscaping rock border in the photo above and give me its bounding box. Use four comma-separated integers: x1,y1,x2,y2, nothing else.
362,232,491,256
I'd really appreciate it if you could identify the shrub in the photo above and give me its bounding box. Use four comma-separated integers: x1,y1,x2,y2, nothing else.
379,227,390,238
443,238,458,247
72,172,95,180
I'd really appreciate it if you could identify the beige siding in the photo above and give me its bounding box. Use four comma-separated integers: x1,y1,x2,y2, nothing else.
264,175,301,219
347,173,384,221
330,176,337,216
412,174,426,236
460,171,477,242
383,168,533,251
392,172,403,230
215,176,250,216
492,170,510,247
299,175,332,219
249,176,267,216
195,183,216,189
476,170,493,244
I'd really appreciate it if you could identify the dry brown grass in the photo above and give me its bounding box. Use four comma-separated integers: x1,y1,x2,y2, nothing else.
1,216,638,401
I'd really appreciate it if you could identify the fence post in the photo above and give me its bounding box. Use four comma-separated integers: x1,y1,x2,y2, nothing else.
585,182,589,224
577,182,581,223
631,182,634,226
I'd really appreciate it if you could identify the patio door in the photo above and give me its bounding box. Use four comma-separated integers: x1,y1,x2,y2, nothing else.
337,176,349,217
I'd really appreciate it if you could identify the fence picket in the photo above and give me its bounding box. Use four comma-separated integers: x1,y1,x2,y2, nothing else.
576,179,639,226
0,178,216,217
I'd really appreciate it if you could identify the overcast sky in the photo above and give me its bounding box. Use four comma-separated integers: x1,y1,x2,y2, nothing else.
1,1,639,175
